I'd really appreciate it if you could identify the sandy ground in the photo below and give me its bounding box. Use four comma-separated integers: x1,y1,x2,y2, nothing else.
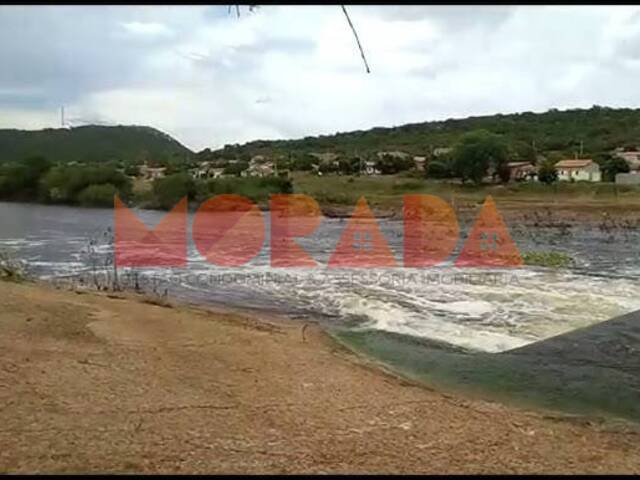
1,281,640,474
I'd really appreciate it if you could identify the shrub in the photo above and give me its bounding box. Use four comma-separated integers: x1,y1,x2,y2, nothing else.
152,173,196,210
77,184,118,208
426,160,453,179
202,176,293,203
537,159,558,185
41,165,132,204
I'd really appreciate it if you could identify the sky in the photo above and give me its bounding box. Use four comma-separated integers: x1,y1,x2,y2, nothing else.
2,5,640,151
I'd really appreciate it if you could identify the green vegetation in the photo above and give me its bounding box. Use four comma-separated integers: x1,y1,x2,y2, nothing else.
0,155,52,200
203,176,293,203
40,164,132,205
77,184,120,208
223,161,249,176
522,251,573,268
151,173,196,210
598,153,630,182
0,156,132,207
290,172,640,212
0,125,192,165
208,106,640,162
375,154,414,175
142,173,293,210
7,106,640,211
451,130,509,184
537,158,559,184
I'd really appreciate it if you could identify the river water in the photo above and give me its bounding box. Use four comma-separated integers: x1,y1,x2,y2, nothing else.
2,201,640,420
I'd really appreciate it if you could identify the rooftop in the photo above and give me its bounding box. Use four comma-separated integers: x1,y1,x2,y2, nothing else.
555,159,595,168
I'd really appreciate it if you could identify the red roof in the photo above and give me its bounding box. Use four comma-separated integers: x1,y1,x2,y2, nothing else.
555,159,595,169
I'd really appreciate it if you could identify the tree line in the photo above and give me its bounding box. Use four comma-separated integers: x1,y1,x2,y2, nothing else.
0,156,292,210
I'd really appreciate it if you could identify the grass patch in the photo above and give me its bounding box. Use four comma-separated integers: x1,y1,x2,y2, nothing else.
522,251,573,269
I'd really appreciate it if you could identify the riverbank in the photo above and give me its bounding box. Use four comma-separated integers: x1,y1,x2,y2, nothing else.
7,172,640,228
1,280,640,473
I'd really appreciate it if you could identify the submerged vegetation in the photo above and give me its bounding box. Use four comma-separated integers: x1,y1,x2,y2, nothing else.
522,251,573,269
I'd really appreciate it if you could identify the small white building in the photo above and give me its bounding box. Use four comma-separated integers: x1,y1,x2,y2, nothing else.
138,164,167,181
363,160,380,176
242,162,275,178
555,159,601,182
192,162,226,180
413,156,427,171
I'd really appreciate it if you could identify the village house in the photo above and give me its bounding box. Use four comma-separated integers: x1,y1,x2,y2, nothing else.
242,162,275,178
506,162,537,182
413,156,427,171
194,166,225,180
138,163,167,181
192,162,227,180
363,159,381,176
555,159,601,182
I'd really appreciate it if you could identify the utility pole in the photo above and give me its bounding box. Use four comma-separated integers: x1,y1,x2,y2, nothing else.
60,106,65,128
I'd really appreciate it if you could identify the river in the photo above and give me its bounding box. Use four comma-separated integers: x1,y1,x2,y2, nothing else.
2,201,640,421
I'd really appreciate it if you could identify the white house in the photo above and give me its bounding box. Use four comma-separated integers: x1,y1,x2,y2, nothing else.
242,162,275,177
192,162,226,180
555,159,601,182
363,160,381,176
413,156,427,171
138,163,167,181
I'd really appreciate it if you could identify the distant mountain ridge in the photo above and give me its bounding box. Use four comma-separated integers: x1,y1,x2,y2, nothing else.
0,125,193,164
210,106,640,161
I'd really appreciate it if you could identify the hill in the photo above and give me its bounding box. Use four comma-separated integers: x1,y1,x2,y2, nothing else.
0,125,193,165
210,106,640,161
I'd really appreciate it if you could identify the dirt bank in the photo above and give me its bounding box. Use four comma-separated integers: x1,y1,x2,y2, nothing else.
1,281,639,474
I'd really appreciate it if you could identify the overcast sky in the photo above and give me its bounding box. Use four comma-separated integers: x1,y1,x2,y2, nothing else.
2,5,640,151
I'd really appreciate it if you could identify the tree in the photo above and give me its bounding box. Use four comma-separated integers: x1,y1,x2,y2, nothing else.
375,154,413,175
151,173,195,210
452,130,508,184
425,159,453,179
291,155,316,172
337,157,361,175
598,153,630,182
40,165,132,204
537,159,558,185
223,161,249,176
77,184,119,208
496,162,511,183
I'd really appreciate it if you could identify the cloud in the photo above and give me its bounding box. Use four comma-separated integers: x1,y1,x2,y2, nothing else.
118,21,174,38
1,5,640,151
